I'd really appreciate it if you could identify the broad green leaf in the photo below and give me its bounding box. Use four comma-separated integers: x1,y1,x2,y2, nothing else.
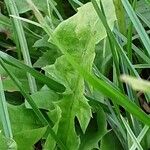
0,104,45,149
44,105,62,150
0,131,7,149
56,95,81,149
33,35,52,48
14,127,46,150
79,107,107,150
51,0,116,50
0,64,29,92
43,55,92,149
33,50,60,68
25,90,59,110
121,75,150,92
101,130,123,150
43,0,116,149
7,104,43,133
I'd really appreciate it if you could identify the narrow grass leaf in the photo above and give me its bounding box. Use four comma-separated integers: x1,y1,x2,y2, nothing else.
10,15,42,27
48,0,63,21
114,29,150,65
130,125,149,150
121,116,143,150
121,0,150,56
0,76,13,139
0,51,65,92
5,0,37,93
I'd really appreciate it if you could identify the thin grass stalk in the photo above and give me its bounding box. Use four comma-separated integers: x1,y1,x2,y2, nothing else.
120,56,141,136
0,51,65,93
113,0,126,35
137,12,150,29
46,0,54,29
114,29,150,65
0,76,13,139
106,100,126,140
100,0,137,136
4,0,37,93
121,116,143,150
130,125,149,150
3,2,22,61
126,0,137,61
121,0,150,57
48,0,63,21
107,115,127,149
99,0,124,92
116,32,150,113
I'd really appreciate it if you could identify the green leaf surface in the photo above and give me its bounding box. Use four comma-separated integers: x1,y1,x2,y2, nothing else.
0,104,46,149
0,64,29,92
25,90,59,110
101,130,123,150
43,0,116,149
14,127,46,150
44,105,62,150
7,104,43,133
52,0,116,51
64,51,150,126
0,131,7,149
79,107,107,150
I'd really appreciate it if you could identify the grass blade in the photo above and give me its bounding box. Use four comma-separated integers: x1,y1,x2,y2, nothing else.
4,0,37,93
114,29,150,65
130,125,149,150
121,116,143,150
48,0,63,21
0,51,65,93
0,76,13,139
10,15,42,27
121,0,150,57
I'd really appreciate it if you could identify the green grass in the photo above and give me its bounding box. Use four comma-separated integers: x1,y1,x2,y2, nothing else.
0,0,150,149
